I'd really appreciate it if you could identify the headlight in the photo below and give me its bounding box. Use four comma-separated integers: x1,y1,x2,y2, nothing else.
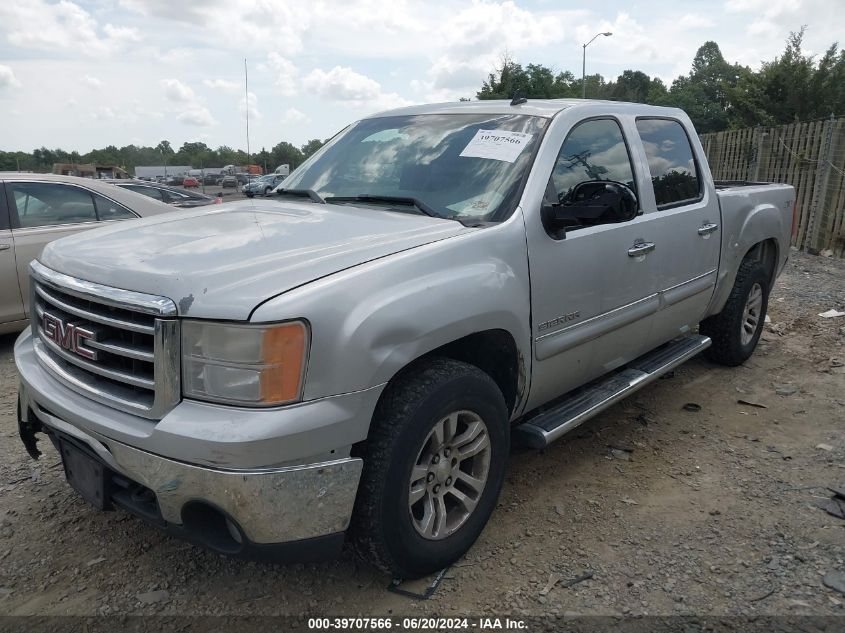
181,320,309,406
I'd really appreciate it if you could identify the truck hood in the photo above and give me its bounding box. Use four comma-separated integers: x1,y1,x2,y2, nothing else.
39,198,469,319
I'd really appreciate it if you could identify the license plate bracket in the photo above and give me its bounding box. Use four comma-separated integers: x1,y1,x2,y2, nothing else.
60,440,109,510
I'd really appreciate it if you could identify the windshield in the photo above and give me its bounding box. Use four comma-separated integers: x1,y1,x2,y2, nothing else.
282,113,547,223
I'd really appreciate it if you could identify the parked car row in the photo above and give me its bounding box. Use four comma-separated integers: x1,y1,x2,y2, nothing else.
108,180,221,208
242,173,287,197
144,173,268,190
0,173,174,334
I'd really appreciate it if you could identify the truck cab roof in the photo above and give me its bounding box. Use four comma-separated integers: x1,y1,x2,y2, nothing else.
367,98,687,120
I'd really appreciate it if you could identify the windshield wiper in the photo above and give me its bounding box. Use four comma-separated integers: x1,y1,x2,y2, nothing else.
325,195,441,218
276,188,326,204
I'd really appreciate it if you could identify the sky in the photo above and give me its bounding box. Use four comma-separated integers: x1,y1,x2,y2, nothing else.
0,0,841,154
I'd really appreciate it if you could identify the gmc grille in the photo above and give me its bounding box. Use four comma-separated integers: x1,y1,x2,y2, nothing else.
30,261,180,420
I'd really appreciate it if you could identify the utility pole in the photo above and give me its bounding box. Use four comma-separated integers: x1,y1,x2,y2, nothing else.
582,31,612,99
245,58,251,168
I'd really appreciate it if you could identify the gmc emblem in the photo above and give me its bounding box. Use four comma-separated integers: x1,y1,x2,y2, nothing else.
40,311,98,361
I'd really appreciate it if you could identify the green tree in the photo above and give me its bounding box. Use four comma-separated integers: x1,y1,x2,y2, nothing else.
270,141,304,170
610,70,652,103
729,28,844,127
300,139,324,158
663,41,743,132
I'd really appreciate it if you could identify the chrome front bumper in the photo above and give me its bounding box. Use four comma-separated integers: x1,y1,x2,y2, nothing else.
16,329,365,550
21,399,362,545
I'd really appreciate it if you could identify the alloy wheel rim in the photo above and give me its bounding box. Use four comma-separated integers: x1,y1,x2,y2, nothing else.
741,282,763,345
408,410,491,540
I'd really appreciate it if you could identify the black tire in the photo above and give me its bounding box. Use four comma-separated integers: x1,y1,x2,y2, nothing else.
349,358,509,578
245,193,253,198
700,258,770,366
264,187,272,196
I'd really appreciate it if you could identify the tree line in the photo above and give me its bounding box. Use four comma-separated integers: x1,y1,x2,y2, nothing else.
3,28,842,172
477,29,845,133
0,138,325,175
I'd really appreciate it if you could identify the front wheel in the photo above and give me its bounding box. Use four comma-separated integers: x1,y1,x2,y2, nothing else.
700,258,770,366
350,358,509,578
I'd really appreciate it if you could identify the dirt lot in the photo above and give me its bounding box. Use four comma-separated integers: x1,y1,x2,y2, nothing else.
0,250,843,621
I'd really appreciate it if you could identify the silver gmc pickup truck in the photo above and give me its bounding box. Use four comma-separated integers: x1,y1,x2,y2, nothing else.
15,100,794,578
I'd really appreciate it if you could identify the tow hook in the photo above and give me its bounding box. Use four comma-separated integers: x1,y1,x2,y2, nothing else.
17,396,42,460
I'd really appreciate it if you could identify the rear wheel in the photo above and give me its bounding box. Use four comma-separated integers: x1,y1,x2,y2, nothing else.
700,258,770,366
350,358,509,578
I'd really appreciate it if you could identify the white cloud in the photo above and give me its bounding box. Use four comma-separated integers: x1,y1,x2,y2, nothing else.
267,53,299,96
281,107,307,124
82,75,102,89
0,1,142,56
203,78,240,92
102,23,142,44
747,20,779,39
414,54,496,101
303,65,413,113
118,0,223,24
239,91,261,120
0,65,21,89
303,66,382,101
161,78,195,103
96,106,116,120
677,14,715,29
442,1,568,55
123,0,311,53
177,107,217,127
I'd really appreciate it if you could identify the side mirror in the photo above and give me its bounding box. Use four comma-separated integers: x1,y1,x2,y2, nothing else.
542,181,638,235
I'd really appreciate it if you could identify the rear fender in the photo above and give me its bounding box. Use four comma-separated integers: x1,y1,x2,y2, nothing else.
708,201,786,315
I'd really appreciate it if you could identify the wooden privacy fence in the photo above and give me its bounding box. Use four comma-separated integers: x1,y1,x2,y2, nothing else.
700,116,845,258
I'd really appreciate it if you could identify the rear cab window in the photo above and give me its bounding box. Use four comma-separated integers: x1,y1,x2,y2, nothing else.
635,118,701,208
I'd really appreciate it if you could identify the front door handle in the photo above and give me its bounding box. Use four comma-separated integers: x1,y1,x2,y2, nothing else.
0,244,11,251
627,241,655,257
698,222,719,236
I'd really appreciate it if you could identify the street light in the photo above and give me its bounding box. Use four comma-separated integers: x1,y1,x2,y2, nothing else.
582,31,612,99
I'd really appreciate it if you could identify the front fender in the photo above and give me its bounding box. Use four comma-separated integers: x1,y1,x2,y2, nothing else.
251,218,532,406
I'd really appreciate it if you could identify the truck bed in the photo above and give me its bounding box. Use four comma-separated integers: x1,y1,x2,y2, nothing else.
707,181,794,318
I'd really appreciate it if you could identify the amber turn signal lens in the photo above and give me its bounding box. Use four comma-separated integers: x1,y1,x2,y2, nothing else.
260,322,308,404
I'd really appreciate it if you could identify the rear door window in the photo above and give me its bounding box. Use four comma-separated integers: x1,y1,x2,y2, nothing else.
635,119,701,208
8,182,97,228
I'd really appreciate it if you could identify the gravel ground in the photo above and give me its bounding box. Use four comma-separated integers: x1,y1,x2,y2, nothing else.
0,249,843,621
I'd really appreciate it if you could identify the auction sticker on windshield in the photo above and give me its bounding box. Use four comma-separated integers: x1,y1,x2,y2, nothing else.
459,129,533,163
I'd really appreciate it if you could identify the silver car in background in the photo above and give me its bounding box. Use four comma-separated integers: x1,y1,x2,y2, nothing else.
0,173,174,334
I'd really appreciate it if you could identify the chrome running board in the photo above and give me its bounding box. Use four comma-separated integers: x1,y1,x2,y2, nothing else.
514,335,711,449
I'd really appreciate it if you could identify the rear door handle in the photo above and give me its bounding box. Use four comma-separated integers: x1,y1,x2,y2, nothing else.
627,241,655,257
698,222,719,236
0,244,11,251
